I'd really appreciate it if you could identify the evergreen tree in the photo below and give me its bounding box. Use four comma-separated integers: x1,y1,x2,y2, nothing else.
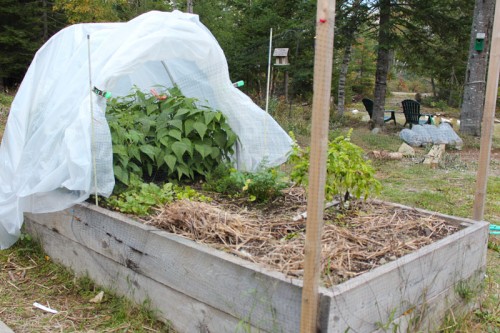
395,0,473,106
0,0,42,87
0,0,67,88
196,0,316,101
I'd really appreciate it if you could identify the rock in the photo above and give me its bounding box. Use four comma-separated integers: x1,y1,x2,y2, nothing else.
371,127,381,134
398,142,415,157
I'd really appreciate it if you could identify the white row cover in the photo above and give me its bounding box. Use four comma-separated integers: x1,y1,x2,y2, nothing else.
0,10,293,249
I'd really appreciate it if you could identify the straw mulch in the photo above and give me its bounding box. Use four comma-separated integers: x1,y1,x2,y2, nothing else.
143,188,462,287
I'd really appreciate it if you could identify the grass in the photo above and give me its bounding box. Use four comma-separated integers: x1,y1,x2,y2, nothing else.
0,237,174,332
1,91,499,332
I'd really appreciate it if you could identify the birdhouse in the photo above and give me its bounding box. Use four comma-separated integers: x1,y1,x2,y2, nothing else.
273,48,289,66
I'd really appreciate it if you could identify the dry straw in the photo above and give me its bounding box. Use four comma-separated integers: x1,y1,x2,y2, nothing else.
144,189,460,287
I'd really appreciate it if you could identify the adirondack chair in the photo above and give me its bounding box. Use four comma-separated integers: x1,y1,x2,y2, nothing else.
401,99,429,128
362,98,396,124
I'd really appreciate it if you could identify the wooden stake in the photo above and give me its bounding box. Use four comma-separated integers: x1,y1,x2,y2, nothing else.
300,1,335,332
473,0,500,221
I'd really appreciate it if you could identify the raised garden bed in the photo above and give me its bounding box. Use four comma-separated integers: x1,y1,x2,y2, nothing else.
24,202,489,332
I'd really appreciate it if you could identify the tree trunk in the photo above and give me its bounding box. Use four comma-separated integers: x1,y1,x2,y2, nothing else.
431,77,436,97
187,0,193,13
373,0,391,128
42,0,48,41
460,0,495,136
448,66,455,106
337,43,353,116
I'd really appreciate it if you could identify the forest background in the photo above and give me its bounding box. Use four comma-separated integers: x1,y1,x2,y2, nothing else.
1,0,497,136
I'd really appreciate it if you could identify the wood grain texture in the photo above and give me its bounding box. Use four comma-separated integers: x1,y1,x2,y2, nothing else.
301,0,336,331
24,219,256,333
24,202,489,333
25,203,328,333
321,220,488,332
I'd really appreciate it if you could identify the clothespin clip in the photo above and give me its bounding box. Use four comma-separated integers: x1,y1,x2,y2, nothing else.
232,80,244,88
93,86,111,99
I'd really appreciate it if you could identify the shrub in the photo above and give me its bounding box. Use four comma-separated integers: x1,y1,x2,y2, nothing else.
106,86,238,185
288,130,381,204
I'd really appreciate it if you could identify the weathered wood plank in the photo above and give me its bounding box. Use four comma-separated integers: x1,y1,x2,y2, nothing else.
24,219,262,333
24,202,489,333
321,220,488,332
301,0,336,330
381,269,484,333
26,204,325,333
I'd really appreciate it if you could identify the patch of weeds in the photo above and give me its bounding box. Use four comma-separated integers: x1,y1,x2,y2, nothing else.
106,175,176,215
0,92,14,106
438,153,471,171
106,174,211,215
440,309,468,333
203,163,289,203
330,113,366,131
455,280,476,303
474,308,500,331
488,238,500,253
459,134,482,150
485,177,500,222
375,308,399,332
353,131,403,152
273,102,311,137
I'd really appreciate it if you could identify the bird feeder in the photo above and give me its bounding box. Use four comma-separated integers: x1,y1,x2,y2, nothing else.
273,48,289,66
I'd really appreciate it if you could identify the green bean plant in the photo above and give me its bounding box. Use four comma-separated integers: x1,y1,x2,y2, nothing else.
106,86,238,185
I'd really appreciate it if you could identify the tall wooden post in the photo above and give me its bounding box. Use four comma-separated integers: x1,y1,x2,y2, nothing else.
299,1,336,332
472,0,500,220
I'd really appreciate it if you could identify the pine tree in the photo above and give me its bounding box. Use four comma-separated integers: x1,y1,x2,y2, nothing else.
0,0,42,86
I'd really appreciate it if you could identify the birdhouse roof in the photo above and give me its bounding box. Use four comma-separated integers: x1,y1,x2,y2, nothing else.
273,48,289,57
